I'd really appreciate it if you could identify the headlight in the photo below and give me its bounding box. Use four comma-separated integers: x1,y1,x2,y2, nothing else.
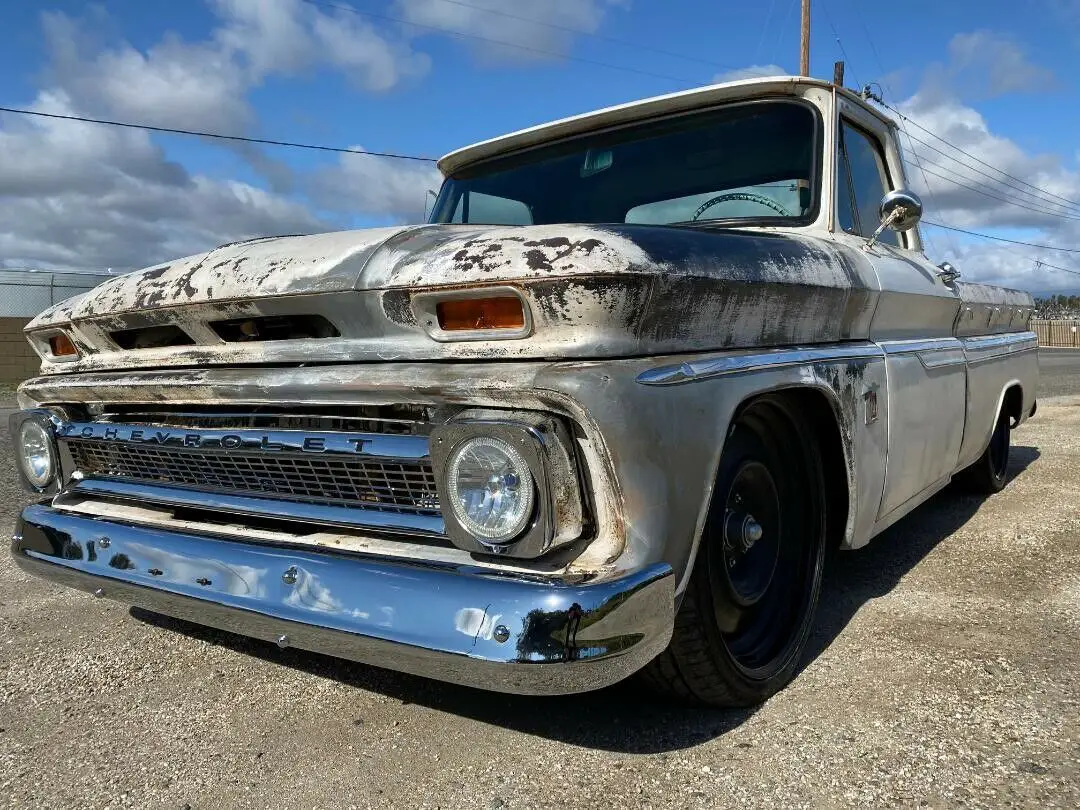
446,436,535,544
16,418,57,489
430,413,585,559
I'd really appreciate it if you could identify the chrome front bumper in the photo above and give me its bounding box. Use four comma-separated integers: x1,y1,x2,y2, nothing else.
11,504,674,695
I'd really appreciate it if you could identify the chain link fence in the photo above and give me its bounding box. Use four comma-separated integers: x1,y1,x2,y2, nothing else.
0,269,114,319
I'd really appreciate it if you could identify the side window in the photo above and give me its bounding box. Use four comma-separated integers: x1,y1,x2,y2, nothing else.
837,121,899,247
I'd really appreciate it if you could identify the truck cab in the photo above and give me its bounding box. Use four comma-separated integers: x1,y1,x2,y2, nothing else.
9,77,1038,706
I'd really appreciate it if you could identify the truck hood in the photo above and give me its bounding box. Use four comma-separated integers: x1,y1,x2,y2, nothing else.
26,223,882,374
31,227,414,325
31,223,866,326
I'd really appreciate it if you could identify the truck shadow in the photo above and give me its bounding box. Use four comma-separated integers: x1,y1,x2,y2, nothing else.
801,443,1039,670
131,445,1039,754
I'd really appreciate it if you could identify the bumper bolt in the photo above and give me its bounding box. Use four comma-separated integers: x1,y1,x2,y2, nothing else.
98,536,111,549
93,588,104,598
281,566,298,585
493,625,510,643
276,634,290,649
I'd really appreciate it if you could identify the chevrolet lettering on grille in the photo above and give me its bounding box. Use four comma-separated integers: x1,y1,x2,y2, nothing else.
54,422,433,458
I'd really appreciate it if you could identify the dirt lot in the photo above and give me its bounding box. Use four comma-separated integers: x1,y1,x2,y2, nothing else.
1,388,1078,808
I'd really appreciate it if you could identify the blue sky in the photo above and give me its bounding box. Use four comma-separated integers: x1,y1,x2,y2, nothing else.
1,0,1078,293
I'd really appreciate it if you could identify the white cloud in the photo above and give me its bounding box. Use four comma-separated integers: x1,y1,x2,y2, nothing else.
43,12,254,135
712,64,787,83
892,97,1080,293
876,30,1080,293
393,0,627,61
215,0,430,93
309,150,443,224
0,4,437,273
40,1,429,137
0,92,328,272
946,30,1056,97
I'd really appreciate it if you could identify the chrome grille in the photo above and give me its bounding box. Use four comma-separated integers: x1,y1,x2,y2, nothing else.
66,439,440,515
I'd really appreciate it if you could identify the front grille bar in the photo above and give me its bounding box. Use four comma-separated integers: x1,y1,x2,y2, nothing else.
66,479,445,536
55,421,444,534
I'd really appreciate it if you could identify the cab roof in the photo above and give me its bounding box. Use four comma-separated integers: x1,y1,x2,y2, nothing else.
437,75,895,176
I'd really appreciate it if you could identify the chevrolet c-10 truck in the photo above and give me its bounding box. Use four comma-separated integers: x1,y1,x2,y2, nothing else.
9,76,1038,706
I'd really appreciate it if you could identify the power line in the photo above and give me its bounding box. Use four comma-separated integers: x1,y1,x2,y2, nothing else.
905,150,1080,220
903,131,1080,215
818,0,861,89
911,162,1080,222
0,105,438,162
922,221,1080,256
832,0,950,257
773,0,799,64
754,0,779,63
883,101,1080,210
922,222,1080,278
414,0,739,70
300,0,698,86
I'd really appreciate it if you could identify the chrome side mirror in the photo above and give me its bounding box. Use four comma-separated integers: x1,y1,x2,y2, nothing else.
937,261,961,283
863,189,923,251
879,189,923,232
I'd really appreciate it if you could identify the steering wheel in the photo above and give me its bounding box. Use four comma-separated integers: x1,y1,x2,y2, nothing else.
692,192,792,221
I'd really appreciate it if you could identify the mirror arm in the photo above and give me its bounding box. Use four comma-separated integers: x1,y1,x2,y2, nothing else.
937,262,962,283
862,207,903,252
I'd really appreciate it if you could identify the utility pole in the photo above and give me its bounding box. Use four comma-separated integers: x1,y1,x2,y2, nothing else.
800,0,811,76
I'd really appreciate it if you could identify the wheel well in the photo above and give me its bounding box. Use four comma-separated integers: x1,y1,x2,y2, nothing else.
730,388,850,551
1003,384,1024,426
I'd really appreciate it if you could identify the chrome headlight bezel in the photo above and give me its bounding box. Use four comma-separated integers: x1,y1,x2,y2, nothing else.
430,411,584,559
8,410,63,495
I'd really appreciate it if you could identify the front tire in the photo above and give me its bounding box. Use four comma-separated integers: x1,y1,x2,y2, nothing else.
640,397,827,707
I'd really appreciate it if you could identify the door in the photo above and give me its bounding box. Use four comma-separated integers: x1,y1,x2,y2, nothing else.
834,115,966,521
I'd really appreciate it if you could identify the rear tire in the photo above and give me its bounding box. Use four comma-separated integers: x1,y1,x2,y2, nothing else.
956,407,1011,494
640,397,827,707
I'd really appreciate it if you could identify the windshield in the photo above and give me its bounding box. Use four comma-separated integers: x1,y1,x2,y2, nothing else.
430,100,818,227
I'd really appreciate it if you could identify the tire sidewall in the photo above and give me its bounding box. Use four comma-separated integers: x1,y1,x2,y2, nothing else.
692,399,827,704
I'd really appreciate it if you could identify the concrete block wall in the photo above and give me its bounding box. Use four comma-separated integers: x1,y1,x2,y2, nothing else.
0,318,40,385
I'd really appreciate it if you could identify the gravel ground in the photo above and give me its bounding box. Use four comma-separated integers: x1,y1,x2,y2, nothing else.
1,393,1079,808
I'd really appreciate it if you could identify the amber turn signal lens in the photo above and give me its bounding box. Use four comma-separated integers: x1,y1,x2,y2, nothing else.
48,333,78,357
436,296,526,331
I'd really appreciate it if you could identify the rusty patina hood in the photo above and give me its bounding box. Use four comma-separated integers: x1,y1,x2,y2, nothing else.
26,223,880,374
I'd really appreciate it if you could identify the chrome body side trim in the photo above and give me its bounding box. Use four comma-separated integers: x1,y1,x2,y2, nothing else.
962,331,1039,365
916,349,966,370
12,503,674,696
636,342,882,385
878,337,962,355
69,479,447,537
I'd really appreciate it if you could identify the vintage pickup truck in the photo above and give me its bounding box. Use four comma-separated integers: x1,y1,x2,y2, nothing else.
9,76,1038,706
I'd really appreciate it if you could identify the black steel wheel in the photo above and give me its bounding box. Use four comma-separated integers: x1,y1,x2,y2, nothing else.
640,397,827,706
956,406,1011,494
